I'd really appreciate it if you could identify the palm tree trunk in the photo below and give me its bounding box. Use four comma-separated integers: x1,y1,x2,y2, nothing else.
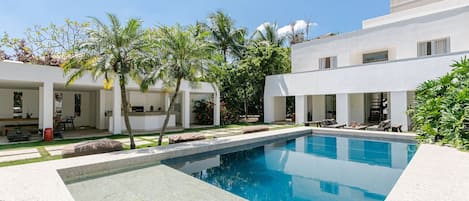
223,48,227,63
244,87,248,120
158,78,182,146
120,78,136,149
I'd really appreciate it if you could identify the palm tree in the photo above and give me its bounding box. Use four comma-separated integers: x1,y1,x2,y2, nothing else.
252,22,286,47
207,11,246,62
62,14,147,149
142,24,214,146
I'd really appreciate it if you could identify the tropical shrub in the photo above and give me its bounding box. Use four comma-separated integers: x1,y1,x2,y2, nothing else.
192,99,238,125
410,57,469,150
192,99,214,125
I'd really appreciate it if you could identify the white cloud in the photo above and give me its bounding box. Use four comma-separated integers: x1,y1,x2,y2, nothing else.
256,22,271,33
277,25,292,37
277,20,318,37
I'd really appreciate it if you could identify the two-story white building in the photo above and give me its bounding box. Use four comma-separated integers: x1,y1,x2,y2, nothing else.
264,0,469,131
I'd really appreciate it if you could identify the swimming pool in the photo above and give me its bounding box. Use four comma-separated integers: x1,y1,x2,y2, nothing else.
164,134,417,201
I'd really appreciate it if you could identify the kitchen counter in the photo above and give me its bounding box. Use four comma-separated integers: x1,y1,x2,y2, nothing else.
127,112,174,116
109,112,176,132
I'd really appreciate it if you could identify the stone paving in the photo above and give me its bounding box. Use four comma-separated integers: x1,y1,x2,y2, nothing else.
44,146,66,156
0,148,41,163
0,124,291,164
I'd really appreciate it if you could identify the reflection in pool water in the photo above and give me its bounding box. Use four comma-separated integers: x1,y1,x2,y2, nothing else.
165,135,417,201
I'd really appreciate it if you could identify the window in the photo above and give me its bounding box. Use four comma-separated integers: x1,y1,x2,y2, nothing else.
320,181,339,195
418,38,450,57
55,93,63,115
363,51,388,64
13,92,23,118
74,94,81,117
319,56,337,69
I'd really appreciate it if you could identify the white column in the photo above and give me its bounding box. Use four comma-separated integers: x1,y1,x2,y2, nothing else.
312,95,326,121
391,142,408,169
295,137,305,153
336,93,350,125
295,95,307,124
275,97,286,122
349,93,365,123
264,96,275,123
336,137,349,161
213,90,220,126
164,93,171,112
182,90,191,129
111,81,122,134
38,86,44,130
40,82,54,131
391,91,409,132
96,89,106,130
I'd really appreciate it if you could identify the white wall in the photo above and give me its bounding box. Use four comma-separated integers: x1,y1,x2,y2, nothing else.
391,0,444,13
366,0,469,28
0,88,39,130
291,5,469,73
0,89,39,118
128,91,166,112
54,91,96,127
311,95,326,121
349,93,365,124
266,52,466,97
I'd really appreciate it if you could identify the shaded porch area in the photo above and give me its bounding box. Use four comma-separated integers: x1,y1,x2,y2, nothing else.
0,129,110,145
265,91,416,132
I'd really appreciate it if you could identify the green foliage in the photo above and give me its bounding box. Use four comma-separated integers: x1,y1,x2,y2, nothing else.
207,10,246,61
192,99,214,125
411,57,469,150
221,42,291,120
62,13,148,149
141,24,215,145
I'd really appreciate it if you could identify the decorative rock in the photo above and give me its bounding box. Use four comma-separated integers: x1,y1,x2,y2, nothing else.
241,126,270,134
62,139,123,158
168,134,206,144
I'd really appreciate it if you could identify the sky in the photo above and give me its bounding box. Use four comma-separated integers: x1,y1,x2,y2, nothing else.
0,0,389,39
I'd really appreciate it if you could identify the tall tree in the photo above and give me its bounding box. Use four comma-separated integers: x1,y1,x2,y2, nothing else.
26,19,89,60
142,24,214,146
207,11,246,62
236,42,291,119
62,14,147,149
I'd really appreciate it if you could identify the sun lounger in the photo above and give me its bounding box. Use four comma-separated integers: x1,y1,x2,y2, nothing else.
344,125,368,130
321,119,346,128
367,120,391,131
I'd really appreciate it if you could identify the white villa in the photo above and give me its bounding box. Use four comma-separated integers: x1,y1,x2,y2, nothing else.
0,61,220,140
264,0,469,131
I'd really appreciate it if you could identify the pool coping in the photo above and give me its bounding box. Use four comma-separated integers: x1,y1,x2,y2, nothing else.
386,144,469,201
311,127,417,143
0,127,311,201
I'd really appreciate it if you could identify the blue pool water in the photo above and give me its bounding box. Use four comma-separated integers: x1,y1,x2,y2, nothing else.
164,134,417,201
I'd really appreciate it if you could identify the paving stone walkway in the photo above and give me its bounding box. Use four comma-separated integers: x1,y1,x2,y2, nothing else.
0,148,41,163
